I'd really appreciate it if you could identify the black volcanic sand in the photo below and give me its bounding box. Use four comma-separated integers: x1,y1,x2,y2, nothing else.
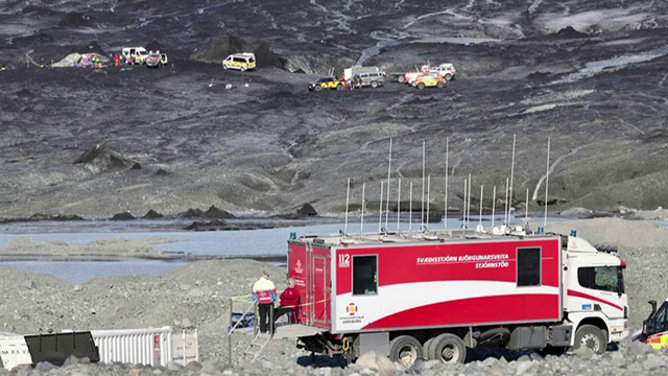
1,0,668,218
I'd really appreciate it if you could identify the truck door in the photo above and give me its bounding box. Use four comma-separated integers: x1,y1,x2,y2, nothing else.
312,255,330,327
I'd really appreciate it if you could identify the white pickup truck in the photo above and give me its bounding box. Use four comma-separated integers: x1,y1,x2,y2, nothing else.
401,63,456,85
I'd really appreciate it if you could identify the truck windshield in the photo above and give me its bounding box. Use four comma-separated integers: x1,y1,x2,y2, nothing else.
578,266,624,294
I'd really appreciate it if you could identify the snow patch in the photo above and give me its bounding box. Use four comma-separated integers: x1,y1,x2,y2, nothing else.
537,9,650,33
552,45,668,84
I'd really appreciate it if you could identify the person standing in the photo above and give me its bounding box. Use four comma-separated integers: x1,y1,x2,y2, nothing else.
252,271,276,333
114,54,120,67
274,278,300,326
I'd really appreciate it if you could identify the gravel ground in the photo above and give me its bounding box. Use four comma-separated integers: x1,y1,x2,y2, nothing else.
1,218,667,374
0,236,177,259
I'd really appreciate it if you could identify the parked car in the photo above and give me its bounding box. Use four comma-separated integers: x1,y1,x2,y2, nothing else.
353,71,386,88
413,74,447,89
308,76,346,91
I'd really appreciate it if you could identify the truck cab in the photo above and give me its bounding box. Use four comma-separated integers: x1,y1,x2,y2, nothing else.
564,236,628,352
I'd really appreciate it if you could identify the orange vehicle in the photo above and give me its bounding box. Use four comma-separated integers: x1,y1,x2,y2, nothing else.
413,74,447,89
308,76,347,91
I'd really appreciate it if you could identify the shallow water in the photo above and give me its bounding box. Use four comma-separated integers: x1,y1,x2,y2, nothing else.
0,215,567,283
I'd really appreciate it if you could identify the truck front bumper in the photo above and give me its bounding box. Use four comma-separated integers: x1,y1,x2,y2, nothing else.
608,318,630,342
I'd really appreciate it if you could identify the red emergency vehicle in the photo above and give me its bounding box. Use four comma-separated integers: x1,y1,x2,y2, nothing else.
287,228,628,364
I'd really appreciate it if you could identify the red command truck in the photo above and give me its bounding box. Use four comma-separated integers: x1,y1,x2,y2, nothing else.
287,230,628,365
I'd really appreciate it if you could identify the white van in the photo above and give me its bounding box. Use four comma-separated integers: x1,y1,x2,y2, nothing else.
222,53,256,71
121,47,149,64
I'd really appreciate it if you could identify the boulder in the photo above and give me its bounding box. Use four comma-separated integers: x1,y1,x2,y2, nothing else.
58,12,94,28
203,205,235,219
297,203,318,217
73,142,136,173
111,212,135,221
143,210,164,219
354,352,396,374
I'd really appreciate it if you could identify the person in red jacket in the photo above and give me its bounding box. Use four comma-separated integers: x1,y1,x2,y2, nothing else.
274,278,300,325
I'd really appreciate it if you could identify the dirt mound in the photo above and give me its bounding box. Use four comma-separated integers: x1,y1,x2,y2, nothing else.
254,42,286,68
154,169,170,176
69,41,107,57
179,206,235,219
73,142,137,173
15,89,36,98
58,12,95,28
111,212,135,220
145,40,163,52
552,26,588,39
204,205,235,219
143,210,164,219
297,203,318,216
190,35,253,64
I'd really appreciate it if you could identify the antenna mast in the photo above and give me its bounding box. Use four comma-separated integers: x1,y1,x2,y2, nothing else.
544,137,551,228
509,134,516,227
478,185,484,232
360,183,366,238
463,178,467,229
385,138,392,230
467,173,472,229
421,141,426,233
397,178,401,232
426,174,431,232
444,137,449,229
409,183,413,235
492,185,496,228
344,178,351,235
378,182,384,236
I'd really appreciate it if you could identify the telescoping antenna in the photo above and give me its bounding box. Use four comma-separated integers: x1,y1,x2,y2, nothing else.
344,178,351,235
409,182,413,235
544,137,551,228
491,185,497,229
477,185,484,233
509,134,516,228
421,141,426,233
444,137,449,230
397,178,401,232
425,174,431,232
467,173,472,229
359,183,366,238
385,138,392,230
525,188,529,224
504,177,509,228
378,182,384,237
462,178,467,229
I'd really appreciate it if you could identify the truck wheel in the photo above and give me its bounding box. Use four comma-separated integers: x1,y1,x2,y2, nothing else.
428,333,466,364
315,85,322,92
371,81,379,88
437,82,445,88
398,75,406,83
417,83,425,90
240,66,247,72
422,337,437,359
223,65,228,70
444,74,453,81
336,84,345,90
389,335,423,367
573,325,607,354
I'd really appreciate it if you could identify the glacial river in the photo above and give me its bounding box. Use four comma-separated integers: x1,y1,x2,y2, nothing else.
0,215,566,284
